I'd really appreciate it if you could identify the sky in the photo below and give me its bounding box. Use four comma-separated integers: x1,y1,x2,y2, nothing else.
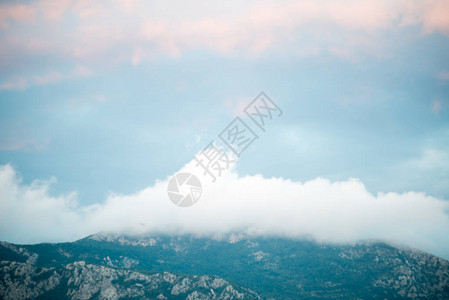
0,0,449,257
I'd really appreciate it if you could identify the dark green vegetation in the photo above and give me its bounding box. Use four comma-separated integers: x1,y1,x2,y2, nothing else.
1,234,449,299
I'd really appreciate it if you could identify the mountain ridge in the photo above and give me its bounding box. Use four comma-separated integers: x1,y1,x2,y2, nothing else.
1,233,449,299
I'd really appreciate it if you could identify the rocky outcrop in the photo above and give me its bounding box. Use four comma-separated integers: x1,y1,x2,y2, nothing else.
0,259,260,299
1,234,449,299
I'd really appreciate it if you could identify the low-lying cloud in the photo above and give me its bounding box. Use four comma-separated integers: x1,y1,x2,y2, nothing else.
1,162,449,259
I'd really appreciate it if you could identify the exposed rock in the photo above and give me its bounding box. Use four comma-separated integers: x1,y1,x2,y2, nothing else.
0,260,261,299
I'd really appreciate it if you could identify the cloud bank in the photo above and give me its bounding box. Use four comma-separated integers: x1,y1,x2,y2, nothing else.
1,162,449,259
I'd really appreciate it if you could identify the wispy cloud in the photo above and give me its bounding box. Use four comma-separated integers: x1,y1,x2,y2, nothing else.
436,71,449,81
0,65,94,91
35,71,63,85
70,65,94,78
404,148,449,171
0,77,27,91
432,100,446,113
0,140,47,152
34,65,94,86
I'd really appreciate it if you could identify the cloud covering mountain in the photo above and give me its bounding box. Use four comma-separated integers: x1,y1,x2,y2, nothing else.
1,161,448,259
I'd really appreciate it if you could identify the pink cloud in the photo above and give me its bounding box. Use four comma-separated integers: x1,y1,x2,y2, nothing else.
400,0,449,34
420,0,449,34
38,0,104,21
0,4,35,27
71,1,105,19
114,0,139,12
0,77,27,91
38,0,71,21
1,0,449,65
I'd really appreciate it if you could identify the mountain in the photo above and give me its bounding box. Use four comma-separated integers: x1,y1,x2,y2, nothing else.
0,260,259,300
1,233,449,299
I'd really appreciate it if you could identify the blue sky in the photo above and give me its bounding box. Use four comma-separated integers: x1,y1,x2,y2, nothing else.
1,38,448,203
0,0,449,253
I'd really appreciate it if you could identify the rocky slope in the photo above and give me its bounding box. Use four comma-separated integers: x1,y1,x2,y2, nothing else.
0,259,260,299
1,234,449,299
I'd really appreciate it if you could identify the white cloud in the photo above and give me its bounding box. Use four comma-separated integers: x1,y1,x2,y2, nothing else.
1,161,449,259
403,148,449,171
